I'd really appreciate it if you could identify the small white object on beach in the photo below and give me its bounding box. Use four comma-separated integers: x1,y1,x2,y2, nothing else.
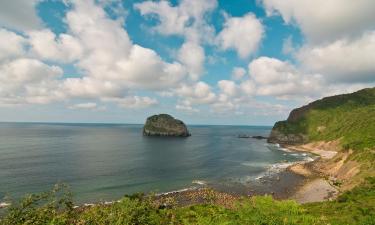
0,202,11,208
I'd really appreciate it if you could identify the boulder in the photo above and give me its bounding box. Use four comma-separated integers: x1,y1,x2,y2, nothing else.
143,114,190,137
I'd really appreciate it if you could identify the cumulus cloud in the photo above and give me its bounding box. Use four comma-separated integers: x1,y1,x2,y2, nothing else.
261,0,375,43
0,0,179,108
135,0,217,43
28,29,83,63
175,82,216,105
62,77,122,99
135,0,217,80
248,57,323,98
217,13,264,58
297,31,375,83
218,80,240,97
103,96,158,109
0,58,64,105
0,0,42,32
176,103,199,113
178,41,205,80
0,29,26,61
231,67,246,80
68,102,106,111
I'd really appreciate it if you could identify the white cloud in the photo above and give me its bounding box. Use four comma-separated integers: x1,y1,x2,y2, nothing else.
0,0,42,32
178,41,205,80
68,102,106,111
261,0,375,43
62,77,122,99
248,57,324,98
217,13,264,58
135,0,217,43
0,0,181,109
176,103,199,113
63,0,186,91
239,80,256,95
103,96,158,109
282,36,294,55
297,31,375,83
28,29,83,63
218,80,240,97
175,82,216,105
231,67,246,80
0,29,26,61
0,58,64,105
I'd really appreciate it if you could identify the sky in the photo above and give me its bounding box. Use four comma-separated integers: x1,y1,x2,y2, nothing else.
0,0,374,125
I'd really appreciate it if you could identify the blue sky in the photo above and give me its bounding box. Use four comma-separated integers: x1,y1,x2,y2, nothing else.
0,0,374,125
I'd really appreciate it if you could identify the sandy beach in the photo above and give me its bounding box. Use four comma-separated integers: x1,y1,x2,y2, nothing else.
285,142,341,203
292,178,338,203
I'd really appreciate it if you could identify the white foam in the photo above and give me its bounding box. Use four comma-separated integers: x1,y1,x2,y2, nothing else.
192,180,207,185
156,187,198,197
241,162,270,167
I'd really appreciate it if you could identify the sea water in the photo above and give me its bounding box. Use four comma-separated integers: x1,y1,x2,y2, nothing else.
0,123,310,203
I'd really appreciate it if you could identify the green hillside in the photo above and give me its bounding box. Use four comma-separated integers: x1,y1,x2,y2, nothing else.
269,87,375,152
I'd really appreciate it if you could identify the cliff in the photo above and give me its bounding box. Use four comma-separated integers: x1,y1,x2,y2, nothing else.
268,87,375,150
143,114,190,137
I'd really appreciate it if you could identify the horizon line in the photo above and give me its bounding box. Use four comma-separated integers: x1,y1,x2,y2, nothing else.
0,121,274,127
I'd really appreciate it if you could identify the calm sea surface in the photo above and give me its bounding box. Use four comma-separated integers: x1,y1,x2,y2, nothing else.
0,123,309,203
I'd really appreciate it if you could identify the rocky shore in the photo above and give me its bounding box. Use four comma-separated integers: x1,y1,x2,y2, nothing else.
284,143,340,203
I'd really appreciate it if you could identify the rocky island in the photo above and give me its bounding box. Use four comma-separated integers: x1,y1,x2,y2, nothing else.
143,114,191,137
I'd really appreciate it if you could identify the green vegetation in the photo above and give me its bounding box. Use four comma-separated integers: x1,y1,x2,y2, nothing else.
2,180,375,225
1,185,320,225
304,177,375,225
273,87,375,152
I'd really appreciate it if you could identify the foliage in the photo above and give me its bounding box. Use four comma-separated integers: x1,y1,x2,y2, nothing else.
304,177,375,225
1,187,321,225
274,87,375,152
0,184,74,225
1,179,375,225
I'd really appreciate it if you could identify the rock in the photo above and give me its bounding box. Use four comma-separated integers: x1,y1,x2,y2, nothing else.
251,135,268,140
268,126,307,145
238,135,251,138
143,114,190,137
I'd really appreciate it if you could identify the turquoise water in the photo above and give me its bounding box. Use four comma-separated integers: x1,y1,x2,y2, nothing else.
0,123,309,203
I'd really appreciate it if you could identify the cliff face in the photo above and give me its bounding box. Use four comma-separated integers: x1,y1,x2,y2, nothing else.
268,87,375,148
143,114,190,137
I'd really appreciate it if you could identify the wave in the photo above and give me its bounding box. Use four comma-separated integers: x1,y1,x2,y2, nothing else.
192,180,207,185
156,187,199,197
241,162,271,167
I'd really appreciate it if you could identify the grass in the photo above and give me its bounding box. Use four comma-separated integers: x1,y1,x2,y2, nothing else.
2,180,375,225
273,87,375,152
0,185,321,225
304,177,375,225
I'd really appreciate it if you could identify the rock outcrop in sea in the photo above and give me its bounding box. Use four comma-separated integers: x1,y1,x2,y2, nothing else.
143,114,191,137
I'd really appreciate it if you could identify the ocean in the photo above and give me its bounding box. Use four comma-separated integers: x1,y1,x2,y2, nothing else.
0,123,311,204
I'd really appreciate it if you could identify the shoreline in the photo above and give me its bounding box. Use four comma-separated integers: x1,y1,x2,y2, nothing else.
1,143,338,210
283,143,339,203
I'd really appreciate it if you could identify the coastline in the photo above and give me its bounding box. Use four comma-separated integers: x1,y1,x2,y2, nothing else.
0,143,340,210
284,143,340,203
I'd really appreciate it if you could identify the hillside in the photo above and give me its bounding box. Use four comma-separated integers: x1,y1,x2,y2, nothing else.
268,87,375,151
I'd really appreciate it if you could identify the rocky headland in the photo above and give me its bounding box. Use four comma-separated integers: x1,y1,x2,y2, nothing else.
143,114,191,137
267,87,375,203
